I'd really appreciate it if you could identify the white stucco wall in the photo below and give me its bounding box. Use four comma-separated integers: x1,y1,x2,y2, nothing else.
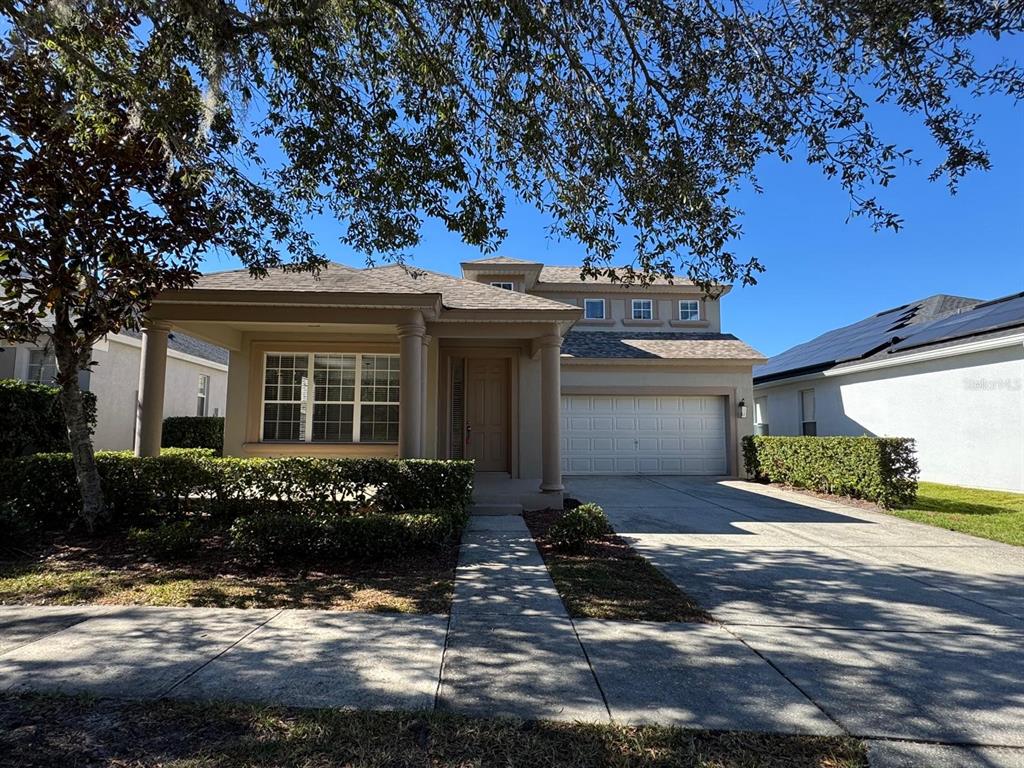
88,337,228,450
3,337,227,451
754,342,1024,492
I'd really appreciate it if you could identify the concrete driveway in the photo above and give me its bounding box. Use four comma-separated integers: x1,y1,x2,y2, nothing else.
566,476,1024,766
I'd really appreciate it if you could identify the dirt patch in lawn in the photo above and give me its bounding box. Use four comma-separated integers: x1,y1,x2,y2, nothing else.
0,692,868,768
0,530,456,614
524,509,712,623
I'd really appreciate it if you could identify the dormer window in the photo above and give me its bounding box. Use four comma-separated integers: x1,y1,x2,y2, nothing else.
678,300,701,321
631,299,654,320
583,298,606,320
490,281,515,291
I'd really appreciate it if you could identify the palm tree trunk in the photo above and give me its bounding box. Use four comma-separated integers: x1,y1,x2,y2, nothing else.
53,339,105,532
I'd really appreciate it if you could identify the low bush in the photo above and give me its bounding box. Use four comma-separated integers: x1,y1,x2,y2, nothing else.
229,506,467,563
162,417,225,453
128,520,203,560
742,435,919,508
0,451,475,534
0,379,97,458
548,502,611,552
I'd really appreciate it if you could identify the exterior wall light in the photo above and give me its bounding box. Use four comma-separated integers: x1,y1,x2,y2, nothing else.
737,399,747,419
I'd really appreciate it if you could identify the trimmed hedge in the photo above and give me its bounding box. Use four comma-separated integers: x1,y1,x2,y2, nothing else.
162,416,224,453
742,435,918,508
229,506,468,562
0,379,97,458
0,451,475,531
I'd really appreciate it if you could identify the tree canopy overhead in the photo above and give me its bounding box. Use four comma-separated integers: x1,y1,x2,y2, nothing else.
4,0,1022,289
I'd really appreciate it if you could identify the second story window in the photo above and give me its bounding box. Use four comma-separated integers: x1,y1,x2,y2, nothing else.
28,349,58,384
631,299,653,320
583,298,606,320
678,300,701,321
490,281,515,291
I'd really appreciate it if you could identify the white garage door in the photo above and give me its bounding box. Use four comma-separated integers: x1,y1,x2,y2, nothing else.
561,395,727,475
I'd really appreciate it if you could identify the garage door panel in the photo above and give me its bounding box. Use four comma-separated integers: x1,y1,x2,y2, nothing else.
562,394,727,476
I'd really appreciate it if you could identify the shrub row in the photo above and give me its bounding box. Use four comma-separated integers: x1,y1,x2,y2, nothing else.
0,379,97,458
0,451,475,531
742,435,918,508
162,416,224,453
229,506,468,562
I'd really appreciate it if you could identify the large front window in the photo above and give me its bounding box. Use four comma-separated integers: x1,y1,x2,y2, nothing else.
262,352,400,443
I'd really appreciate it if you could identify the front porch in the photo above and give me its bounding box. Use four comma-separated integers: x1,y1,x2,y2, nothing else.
137,267,580,509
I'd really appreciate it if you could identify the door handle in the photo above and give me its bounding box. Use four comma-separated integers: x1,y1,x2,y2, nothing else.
466,423,472,444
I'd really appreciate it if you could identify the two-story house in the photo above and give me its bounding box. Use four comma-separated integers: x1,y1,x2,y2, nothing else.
136,256,764,508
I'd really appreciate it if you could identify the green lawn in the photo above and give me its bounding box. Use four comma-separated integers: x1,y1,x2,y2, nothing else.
0,693,868,768
891,482,1024,546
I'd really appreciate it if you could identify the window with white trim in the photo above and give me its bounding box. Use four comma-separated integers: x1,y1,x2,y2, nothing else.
27,349,58,384
631,299,653,320
583,298,606,320
261,352,401,443
754,396,768,426
678,300,700,321
800,389,816,436
196,374,210,416
490,281,515,291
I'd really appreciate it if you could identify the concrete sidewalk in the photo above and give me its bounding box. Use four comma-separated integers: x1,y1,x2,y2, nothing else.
0,514,842,738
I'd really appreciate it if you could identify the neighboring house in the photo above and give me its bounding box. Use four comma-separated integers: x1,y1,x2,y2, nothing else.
138,257,765,508
0,330,228,451
753,293,1024,492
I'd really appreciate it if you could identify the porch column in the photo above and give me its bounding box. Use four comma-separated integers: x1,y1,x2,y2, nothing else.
398,314,425,458
421,333,431,457
134,320,171,457
539,331,564,492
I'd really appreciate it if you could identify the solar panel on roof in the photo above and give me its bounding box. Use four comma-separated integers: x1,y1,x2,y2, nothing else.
890,292,1024,352
754,303,919,379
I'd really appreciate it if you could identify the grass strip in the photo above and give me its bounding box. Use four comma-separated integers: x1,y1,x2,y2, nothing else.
0,692,867,768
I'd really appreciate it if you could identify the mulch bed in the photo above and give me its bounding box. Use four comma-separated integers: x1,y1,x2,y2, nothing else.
524,508,712,623
0,529,457,615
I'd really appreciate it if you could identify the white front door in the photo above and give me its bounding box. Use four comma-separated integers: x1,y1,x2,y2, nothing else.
561,395,727,475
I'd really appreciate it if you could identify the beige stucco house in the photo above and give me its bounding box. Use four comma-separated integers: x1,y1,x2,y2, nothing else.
138,257,764,508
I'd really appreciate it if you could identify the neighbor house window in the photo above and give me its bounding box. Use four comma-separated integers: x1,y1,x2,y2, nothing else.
800,389,816,436
262,352,400,443
678,300,701,321
27,349,58,384
196,374,210,416
583,298,606,320
631,299,653,320
490,281,515,291
754,396,768,426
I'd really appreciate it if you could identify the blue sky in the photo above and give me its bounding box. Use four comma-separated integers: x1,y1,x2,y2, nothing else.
201,42,1024,359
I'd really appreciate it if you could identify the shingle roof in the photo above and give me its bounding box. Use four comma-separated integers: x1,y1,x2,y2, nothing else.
193,262,395,294
189,262,577,312
366,266,576,311
121,328,228,365
462,256,542,266
752,293,1021,384
562,331,766,361
539,266,693,286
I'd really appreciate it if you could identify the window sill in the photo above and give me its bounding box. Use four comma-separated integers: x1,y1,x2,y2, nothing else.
576,319,616,326
668,319,709,328
622,319,663,326
243,442,399,458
